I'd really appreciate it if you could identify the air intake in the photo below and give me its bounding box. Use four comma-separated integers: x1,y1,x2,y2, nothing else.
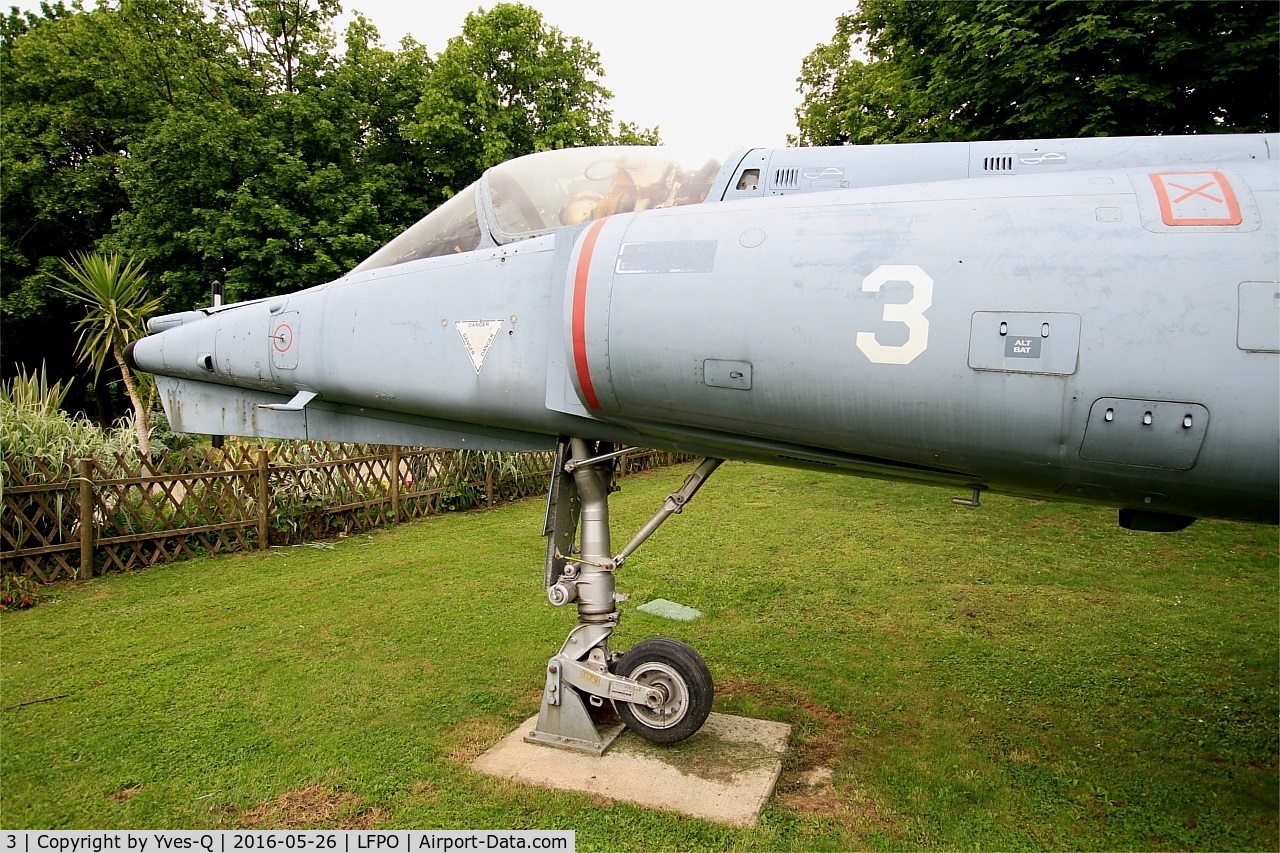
772,167,801,189
982,155,1015,174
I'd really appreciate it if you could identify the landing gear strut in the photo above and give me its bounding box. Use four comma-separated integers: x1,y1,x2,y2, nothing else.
524,438,722,755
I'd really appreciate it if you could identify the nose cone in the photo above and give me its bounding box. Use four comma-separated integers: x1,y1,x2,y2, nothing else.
123,339,142,373
127,311,216,380
125,333,167,376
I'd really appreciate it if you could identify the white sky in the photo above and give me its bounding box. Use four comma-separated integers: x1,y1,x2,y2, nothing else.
336,0,857,154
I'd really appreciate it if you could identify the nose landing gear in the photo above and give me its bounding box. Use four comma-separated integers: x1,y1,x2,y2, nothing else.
524,438,721,754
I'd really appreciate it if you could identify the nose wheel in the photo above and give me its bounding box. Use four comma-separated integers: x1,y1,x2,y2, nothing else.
614,638,714,744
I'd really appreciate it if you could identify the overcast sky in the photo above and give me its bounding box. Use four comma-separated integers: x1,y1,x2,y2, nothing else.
335,0,857,155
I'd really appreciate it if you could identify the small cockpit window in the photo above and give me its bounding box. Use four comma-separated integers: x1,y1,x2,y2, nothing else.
350,188,481,274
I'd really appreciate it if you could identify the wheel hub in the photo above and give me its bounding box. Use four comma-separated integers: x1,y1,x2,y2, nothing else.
629,662,689,728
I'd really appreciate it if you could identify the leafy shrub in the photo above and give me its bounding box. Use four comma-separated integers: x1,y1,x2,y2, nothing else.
1,573,42,610
0,363,70,413
0,399,137,481
2,368,138,565
148,409,201,456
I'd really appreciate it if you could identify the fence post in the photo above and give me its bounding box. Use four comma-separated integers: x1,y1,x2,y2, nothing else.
77,458,95,580
257,448,270,549
484,454,495,508
389,445,401,523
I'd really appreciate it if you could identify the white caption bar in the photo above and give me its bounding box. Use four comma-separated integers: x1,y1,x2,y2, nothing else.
3,832,574,853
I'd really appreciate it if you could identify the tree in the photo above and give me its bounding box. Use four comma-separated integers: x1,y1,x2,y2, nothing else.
405,3,632,198
107,6,439,306
794,0,1280,146
0,0,236,416
214,0,340,94
1,2,160,396
52,252,164,456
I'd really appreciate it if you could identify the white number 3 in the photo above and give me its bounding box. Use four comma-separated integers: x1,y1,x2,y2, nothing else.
856,264,933,365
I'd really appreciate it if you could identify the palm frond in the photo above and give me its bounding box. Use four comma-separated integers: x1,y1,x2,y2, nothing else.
52,252,164,380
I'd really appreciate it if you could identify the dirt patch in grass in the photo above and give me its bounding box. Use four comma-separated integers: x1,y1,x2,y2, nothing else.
718,677,851,770
238,785,385,829
777,767,901,836
719,678,904,836
110,785,143,803
409,780,437,799
1019,515,1086,535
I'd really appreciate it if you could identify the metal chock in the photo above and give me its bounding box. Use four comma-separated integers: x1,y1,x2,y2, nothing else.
524,656,625,755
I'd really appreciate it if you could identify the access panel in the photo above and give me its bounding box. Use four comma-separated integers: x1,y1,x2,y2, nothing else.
968,312,1081,375
1080,398,1209,470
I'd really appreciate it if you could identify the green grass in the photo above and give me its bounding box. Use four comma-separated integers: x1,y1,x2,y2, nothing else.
2,461,1276,850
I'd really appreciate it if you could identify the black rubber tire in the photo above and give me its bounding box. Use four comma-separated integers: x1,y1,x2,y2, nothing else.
614,638,713,744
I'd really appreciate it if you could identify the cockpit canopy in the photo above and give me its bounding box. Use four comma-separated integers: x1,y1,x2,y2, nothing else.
352,146,722,274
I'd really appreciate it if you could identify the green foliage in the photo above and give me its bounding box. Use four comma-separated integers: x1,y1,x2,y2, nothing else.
214,0,341,95
0,1,162,324
0,363,71,414
0,398,137,479
794,0,1280,145
52,252,161,381
0,573,42,610
104,1,426,307
435,450,527,511
146,409,200,457
52,251,163,455
264,443,366,538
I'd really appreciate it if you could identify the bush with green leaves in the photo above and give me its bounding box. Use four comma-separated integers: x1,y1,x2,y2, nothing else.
147,409,200,457
1,373,137,481
2,365,140,562
0,573,42,610
0,363,70,414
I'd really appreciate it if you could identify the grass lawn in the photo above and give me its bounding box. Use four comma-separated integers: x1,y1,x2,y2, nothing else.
2,460,1276,850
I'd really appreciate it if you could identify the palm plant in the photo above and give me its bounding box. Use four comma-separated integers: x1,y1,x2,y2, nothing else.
53,252,164,457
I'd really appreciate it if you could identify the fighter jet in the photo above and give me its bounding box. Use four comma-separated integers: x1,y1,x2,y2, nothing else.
127,133,1280,753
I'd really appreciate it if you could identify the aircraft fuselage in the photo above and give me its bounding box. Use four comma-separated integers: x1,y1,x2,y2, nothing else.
131,136,1280,525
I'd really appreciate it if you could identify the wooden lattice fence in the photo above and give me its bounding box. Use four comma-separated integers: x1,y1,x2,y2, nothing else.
2,443,691,583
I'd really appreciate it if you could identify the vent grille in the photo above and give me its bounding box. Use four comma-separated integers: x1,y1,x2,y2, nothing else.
983,155,1015,174
772,167,801,189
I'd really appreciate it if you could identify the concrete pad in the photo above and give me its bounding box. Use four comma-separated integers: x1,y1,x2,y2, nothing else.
473,712,791,826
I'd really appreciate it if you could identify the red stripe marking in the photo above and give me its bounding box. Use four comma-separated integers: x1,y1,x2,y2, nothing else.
572,218,609,410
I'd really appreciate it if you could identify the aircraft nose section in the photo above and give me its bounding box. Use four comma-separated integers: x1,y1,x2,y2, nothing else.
125,325,184,377
127,310,216,380
129,303,285,394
